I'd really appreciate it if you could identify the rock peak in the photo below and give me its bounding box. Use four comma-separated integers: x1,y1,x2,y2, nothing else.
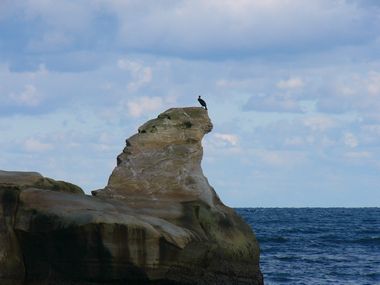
135,107,212,148
146,107,213,136
93,107,216,205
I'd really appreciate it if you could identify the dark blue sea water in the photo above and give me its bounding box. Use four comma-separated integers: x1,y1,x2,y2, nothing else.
236,208,380,285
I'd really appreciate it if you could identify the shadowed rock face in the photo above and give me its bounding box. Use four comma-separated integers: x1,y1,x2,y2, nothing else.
0,172,85,285
0,107,263,285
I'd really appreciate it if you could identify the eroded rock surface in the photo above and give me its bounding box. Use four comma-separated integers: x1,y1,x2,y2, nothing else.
93,107,215,205
0,107,263,285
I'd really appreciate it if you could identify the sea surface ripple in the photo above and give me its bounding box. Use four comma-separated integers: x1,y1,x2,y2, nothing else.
236,208,380,285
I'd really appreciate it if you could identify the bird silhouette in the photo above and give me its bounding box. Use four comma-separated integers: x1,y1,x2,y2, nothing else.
198,95,207,110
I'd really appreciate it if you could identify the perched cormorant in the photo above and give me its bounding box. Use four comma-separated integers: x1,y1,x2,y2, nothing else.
198,95,207,110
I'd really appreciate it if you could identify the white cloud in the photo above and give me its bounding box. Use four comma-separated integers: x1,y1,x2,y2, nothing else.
284,136,304,147
343,132,359,148
317,71,380,114
257,150,284,166
277,77,304,89
9,84,42,107
2,0,379,62
321,136,336,147
23,137,53,152
127,96,163,118
216,78,253,88
243,93,303,113
303,116,337,132
203,133,241,156
214,133,239,146
104,0,378,57
254,149,307,167
367,72,380,96
344,151,371,159
0,0,380,208
117,59,152,91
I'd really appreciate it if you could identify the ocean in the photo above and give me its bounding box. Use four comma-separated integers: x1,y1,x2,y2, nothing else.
236,208,380,285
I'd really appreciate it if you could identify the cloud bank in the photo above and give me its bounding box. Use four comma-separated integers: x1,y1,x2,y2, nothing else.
1,0,379,207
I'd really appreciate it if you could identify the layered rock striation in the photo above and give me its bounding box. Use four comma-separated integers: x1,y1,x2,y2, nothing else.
0,107,263,285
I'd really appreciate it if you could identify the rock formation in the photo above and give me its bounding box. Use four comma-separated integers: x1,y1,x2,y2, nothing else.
0,107,263,285
93,107,215,204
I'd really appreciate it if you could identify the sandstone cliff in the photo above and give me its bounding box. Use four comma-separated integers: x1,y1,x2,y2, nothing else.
0,107,263,285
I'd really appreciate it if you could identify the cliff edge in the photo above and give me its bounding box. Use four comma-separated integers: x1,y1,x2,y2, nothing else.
0,107,263,285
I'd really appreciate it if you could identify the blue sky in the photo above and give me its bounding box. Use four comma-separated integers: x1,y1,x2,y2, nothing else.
1,0,380,207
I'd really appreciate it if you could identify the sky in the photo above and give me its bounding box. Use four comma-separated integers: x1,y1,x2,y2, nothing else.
1,0,380,207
